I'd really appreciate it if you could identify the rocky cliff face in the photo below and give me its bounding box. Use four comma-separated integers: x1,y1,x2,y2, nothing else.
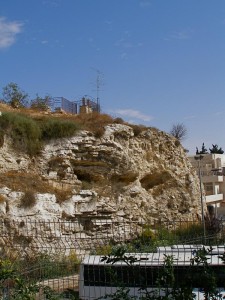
0,123,201,225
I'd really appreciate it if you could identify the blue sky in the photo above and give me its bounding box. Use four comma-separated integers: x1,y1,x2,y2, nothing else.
0,0,225,154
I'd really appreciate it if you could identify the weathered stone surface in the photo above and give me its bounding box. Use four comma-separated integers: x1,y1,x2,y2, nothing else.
0,123,203,253
0,124,203,222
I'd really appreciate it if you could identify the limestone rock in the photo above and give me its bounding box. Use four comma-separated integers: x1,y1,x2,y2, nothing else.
0,123,203,253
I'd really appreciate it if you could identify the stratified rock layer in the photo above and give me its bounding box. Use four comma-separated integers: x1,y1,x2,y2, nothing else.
0,124,202,253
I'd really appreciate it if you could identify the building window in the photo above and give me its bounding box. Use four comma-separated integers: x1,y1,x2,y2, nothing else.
204,183,213,196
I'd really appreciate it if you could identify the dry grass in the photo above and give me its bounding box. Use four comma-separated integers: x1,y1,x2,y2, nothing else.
0,103,121,141
73,168,106,183
48,157,69,169
128,124,147,136
0,171,73,203
70,159,110,184
70,159,109,168
140,171,172,190
111,171,138,185
0,194,6,204
74,112,114,137
20,190,36,208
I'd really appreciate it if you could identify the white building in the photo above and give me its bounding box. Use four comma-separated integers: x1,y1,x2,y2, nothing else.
189,153,225,216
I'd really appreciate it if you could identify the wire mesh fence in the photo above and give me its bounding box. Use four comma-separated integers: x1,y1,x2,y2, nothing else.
0,218,224,299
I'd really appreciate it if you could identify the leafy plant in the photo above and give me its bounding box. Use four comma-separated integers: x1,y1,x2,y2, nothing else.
209,144,224,154
40,118,80,140
2,82,29,108
196,143,208,154
0,111,80,156
0,112,42,156
98,246,224,300
30,94,51,111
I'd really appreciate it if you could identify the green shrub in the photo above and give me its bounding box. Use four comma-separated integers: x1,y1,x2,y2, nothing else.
40,118,80,140
130,124,146,136
0,255,80,300
30,95,50,111
113,117,124,124
173,223,205,243
0,112,81,156
0,112,42,156
0,129,4,147
21,252,80,280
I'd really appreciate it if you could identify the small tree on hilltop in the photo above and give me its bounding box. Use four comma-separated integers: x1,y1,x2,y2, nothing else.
30,94,51,111
170,123,187,141
209,144,224,154
2,82,29,108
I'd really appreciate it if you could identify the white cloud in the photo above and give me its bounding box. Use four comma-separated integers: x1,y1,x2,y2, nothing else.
184,115,196,120
113,108,153,122
165,29,192,41
42,0,61,7
115,35,143,50
0,17,23,49
213,111,225,116
139,1,151,8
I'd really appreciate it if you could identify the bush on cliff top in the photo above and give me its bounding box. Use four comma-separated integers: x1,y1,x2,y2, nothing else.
0,112,80,156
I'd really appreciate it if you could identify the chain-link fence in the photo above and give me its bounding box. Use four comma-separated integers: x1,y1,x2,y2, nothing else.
0,218,224,299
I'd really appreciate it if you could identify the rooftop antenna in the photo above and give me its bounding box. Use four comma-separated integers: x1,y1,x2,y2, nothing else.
91,68,103,113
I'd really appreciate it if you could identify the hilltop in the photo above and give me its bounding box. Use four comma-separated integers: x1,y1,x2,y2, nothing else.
0,104,201,225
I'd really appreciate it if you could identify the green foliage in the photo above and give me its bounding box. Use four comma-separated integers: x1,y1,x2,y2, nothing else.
190,247,220,299
0,258,15,281
101,246,139,266
112,223,213,254
196,142,208,154
0,258,39,300
24,252,80,280
2,82,29,108
0,112,80,156
40,118,80,140
0,112,42,156
209,144,224,154
30,94,51,111
173,223,205,243
196,143,225,155
0,252,80,299
99,246,222,300
11,277,39,300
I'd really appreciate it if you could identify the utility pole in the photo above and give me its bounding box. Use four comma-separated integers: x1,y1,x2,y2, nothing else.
194,154,206,244
92,68,103,113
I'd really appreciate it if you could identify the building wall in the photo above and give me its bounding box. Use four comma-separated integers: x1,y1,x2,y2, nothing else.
189,154,225,210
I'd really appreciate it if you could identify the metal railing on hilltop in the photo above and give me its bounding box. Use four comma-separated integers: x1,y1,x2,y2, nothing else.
47,97,100,114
